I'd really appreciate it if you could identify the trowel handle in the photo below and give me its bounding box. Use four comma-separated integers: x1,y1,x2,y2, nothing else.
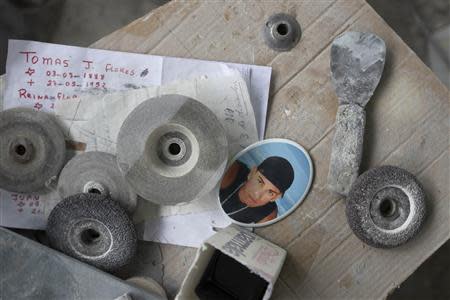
327,104,366,196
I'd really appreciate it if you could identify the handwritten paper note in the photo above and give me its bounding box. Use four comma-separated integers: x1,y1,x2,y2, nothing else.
0,191,47,229
4,40,270,138
4,42,162,111
1,40,271,232
56,70,257,220
55,69,257,157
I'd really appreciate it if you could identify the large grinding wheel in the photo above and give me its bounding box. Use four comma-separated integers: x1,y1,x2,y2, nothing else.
57,151,137,213
47,193,137,272
117,95,228,205
346,166,426,248
0,108,66,193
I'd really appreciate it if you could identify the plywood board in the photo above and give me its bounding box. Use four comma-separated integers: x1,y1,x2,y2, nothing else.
91,0,449,298
1,0,445,298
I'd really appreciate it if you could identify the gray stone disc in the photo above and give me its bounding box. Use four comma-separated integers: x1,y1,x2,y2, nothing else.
0,108,66,193
57,151,137,213
117,95,228,205
47,193,137,272
263,13,301,51
346,166,426,248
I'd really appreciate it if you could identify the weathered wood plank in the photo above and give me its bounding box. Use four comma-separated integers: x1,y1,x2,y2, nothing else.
257,3,446,248
91,1,201,53
271,278,299,300
159,244,197,298
90,0,450,298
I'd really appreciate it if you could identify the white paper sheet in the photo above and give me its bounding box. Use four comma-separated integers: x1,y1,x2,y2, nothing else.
137,210,231,248
4,40,270,138
56,71,258,220
55,69,258,157
54,73,248,246
1,40,271,239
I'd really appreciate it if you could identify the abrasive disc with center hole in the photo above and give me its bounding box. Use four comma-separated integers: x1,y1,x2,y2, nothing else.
0,108,66,193
117,95,228,205
346,165,426,248
57,151,137,213
47,193,137,272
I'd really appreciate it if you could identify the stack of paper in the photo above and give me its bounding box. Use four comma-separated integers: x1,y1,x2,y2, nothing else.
0,40,271,247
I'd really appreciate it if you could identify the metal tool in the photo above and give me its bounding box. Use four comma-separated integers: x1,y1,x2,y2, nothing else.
327,31,386,195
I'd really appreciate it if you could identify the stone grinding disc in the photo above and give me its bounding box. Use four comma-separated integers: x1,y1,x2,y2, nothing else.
117,95,228,205
57,151,137,213
346,166,426,248
47,193,137,272
0,108,66,193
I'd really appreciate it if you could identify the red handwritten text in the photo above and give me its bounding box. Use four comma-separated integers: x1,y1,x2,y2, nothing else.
105,63,135,76
19,51,70,67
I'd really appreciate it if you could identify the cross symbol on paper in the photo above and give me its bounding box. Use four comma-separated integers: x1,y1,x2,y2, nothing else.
34,102,43,110
25,67,35,76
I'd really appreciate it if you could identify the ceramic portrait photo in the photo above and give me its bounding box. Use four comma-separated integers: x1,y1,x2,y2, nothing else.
218,138,313,227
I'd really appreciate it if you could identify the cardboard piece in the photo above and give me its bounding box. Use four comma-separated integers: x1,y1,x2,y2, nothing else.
176,225,286,300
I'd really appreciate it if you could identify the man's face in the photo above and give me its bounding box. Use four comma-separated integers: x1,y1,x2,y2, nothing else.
238,167,282,207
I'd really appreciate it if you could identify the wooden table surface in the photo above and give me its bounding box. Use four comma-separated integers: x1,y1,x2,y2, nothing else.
92,1,449,298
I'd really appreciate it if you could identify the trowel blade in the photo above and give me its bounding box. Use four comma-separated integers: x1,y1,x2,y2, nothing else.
331,31,386,106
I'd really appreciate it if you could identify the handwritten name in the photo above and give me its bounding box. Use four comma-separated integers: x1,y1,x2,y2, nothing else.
20,51,70,67
105,63,135,76
18,88,77,100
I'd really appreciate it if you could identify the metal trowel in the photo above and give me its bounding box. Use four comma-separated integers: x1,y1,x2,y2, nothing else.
327,31,386,195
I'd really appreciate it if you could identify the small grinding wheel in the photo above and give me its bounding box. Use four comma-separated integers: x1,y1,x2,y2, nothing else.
57,151,137,214
117,95,228,205
0,108,66,193
263,13,301,51
47,193,137,272
346,166,426,248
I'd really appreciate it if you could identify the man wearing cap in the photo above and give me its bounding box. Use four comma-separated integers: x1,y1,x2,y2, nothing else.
220,156,295,224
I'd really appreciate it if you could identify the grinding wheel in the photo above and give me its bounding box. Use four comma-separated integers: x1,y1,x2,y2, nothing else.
47,193,137,272
57,151,137,213
0,108,66,193
346,166,426,248
117,95,228,205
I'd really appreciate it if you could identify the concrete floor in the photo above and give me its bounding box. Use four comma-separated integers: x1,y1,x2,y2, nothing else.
0,0,449,299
